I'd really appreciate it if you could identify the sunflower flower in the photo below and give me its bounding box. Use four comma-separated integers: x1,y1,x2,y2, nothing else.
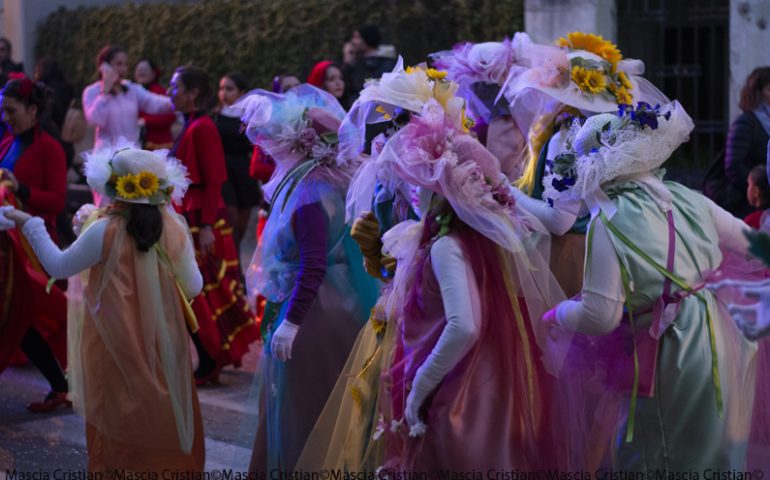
617,71,633,90
136,171,160,197
115,174,142,200
571,66,606,94
610,84,633,105
559,32,622,70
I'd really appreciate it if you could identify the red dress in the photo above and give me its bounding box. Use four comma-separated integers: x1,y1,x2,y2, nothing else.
0,129,68,371
139,83,176,150
174,112,258,367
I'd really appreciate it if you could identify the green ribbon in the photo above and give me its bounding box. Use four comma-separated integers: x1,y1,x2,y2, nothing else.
596,211,723,442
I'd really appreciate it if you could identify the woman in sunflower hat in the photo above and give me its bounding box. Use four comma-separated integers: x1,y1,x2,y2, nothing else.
0,144,205,472
498,31,669,297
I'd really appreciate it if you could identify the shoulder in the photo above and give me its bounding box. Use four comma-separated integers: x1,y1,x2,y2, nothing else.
82,82,101,97
731,112,758,130
430,234,462,258
36,131,65,155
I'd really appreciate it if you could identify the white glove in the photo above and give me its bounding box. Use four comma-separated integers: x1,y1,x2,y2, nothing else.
710,278,770,340
270,320,300,362
0,206,17,230
403,236,481,435
72,203,98,236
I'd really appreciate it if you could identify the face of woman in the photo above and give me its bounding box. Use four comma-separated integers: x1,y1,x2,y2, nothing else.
323,66,345,100
762,83,770,106
1,96,37,136
280,76,300,93
134,61,155,86
218,77,243,107
110,52,129,79
168,73,196,113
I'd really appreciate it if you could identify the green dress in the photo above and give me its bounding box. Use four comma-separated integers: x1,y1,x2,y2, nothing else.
585,180,757,471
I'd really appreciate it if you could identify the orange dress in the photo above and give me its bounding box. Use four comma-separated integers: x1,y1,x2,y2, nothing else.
75,213,205,472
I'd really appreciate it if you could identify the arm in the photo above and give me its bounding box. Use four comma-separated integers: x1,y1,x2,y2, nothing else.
724,114,757,191
554,218,625,335
510,186,579,235
21,217,106,278
285,203,328,324
82,83,111,128
17,141,67,215
269,203,328,361
172,230,203,299
406,235,482,430
130,82,173,115
704,195,751,252
194,122,228,225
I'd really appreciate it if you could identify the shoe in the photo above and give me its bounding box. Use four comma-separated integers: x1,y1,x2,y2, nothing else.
194,365,221,386
27,391,71,413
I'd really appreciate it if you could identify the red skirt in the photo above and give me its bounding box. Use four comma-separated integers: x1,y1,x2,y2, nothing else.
0,188,66,373
184,208,258,368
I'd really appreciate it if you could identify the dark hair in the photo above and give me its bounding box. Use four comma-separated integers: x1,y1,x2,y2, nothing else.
2,78,49,119
0,38,12,56
739,67,770,113
749,164,770,205
35,57,66,84
175,65,212,109
124,203,163,252
223,71,249,92
356,24,381,49
96,44,126,75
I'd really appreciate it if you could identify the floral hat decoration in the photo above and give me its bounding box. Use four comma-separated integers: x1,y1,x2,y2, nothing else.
84,139,190,205
500,31,656,114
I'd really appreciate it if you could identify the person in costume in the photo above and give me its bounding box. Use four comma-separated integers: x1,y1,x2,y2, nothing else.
542,101,759,471
0,146,205,472
0,76,69,412
431,35,529,180
374,97,566,470
83,45,174,150
167,65,258,385
134,58,177,151
237,84,378,472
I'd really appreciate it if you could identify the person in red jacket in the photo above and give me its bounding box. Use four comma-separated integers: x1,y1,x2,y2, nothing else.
168,65,258,385
134,59,177,150
0,75,69,411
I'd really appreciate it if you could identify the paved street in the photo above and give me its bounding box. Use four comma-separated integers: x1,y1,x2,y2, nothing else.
0,345,261,473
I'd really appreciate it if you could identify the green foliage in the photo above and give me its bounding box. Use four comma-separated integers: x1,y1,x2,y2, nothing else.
35,0,523,95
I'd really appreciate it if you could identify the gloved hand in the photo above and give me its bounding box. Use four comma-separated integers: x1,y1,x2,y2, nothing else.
710,278,770,340
270,320,300,361
351,211,382,257
0,206,16,230
405,379,428,437
541,306,561,341
72,203,98,236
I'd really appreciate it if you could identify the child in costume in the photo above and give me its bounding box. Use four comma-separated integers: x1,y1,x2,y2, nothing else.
237,84,378,472
0,146,205,472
